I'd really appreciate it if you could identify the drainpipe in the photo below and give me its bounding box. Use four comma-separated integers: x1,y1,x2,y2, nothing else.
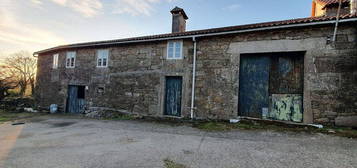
332,0,343,42
190,36,197,119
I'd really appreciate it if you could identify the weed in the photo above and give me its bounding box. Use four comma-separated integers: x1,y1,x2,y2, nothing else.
193,119,357,138
194,122,232,131
163,158,187,168
107,114,136,121
0,109,42,124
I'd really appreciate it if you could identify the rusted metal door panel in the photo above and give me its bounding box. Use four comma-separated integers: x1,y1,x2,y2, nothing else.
269,52,304,122
164,77,182,116
66,85,85,114
239,55,270,118
270,53,304,94
270,94,303,122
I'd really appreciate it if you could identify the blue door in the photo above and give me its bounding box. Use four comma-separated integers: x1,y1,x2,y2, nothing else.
66,85,86,114
239,55,270,118
164,77,182,116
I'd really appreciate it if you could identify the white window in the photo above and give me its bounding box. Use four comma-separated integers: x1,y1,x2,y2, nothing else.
97,49,109,67
53,53,59,69
167,41,183,59
66,52,76,68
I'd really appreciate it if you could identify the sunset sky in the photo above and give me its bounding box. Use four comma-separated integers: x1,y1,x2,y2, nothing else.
0,0,312,59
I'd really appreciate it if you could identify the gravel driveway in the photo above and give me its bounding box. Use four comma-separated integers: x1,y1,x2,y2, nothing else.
0,116,356,168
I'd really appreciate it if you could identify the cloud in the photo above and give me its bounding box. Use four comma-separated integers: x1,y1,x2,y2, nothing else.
31,0,174,17
224,4,240,11
113,0,174,16
31,0,42,5
0,0,65,55
51,0,67,6
32,0,103,17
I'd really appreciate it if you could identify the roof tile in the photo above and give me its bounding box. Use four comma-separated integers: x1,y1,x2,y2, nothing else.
35,14,357,54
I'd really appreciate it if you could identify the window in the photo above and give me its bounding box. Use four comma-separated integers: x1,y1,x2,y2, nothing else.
167,41,183,59
97,49,109,67
66,52,76,68
53,54,59,69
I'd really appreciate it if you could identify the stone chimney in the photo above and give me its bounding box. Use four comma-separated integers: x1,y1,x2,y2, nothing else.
351,0,357,14
171,7,188,33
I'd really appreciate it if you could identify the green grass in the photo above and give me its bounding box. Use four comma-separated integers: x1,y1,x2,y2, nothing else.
193,120,357,138
110,114,136,120
193,120,272,132
163,158,187,168
194,122,232,131
0,109,42,124
104,113,357,139
103,113,137,121
319,127,357,138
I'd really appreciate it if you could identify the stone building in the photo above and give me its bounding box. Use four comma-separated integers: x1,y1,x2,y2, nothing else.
35,1,357,127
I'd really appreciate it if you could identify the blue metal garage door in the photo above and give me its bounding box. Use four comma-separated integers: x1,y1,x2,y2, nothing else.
238,55,271,118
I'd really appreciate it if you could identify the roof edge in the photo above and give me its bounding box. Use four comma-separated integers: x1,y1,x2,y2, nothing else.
34,15,357,55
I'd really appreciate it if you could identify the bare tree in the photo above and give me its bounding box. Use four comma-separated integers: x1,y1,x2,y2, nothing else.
2,51,37,96
0,65,17,101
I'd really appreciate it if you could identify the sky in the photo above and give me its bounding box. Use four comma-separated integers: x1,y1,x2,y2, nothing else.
0,0,313,59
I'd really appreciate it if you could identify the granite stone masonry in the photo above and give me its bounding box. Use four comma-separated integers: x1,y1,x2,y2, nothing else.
35,23,357,126
35,6,357,126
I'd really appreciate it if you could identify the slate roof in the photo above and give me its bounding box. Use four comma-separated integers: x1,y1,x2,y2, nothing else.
35,13,357,55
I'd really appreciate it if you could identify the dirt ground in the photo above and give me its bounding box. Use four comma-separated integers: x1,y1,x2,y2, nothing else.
0,115,356,168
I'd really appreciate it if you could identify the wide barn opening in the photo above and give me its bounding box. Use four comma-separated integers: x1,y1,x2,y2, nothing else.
238,52,305,123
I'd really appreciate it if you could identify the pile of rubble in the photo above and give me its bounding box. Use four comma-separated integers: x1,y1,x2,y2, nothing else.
1,97,38,113
84,107,132,119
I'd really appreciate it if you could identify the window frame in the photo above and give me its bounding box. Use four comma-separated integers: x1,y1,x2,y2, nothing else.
96,49,109,68
66,51,76,68
52,53,59,69
167,41,183,60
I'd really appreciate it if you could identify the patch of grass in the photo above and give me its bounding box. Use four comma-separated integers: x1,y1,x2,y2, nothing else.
163,158,187,168
105,114,136,121
319,127,357,138
111,114,135,120
194,122,232,131
193,120,357,138
0,109,42,124
193,120,270,132
0,116,11,123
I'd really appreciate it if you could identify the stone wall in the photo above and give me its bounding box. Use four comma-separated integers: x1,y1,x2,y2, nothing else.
36,40,194,118
36,22,357,125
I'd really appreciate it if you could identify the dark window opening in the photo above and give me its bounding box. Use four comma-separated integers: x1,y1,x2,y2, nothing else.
103,58,107,66
71,57,75,67
98,59,102,66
